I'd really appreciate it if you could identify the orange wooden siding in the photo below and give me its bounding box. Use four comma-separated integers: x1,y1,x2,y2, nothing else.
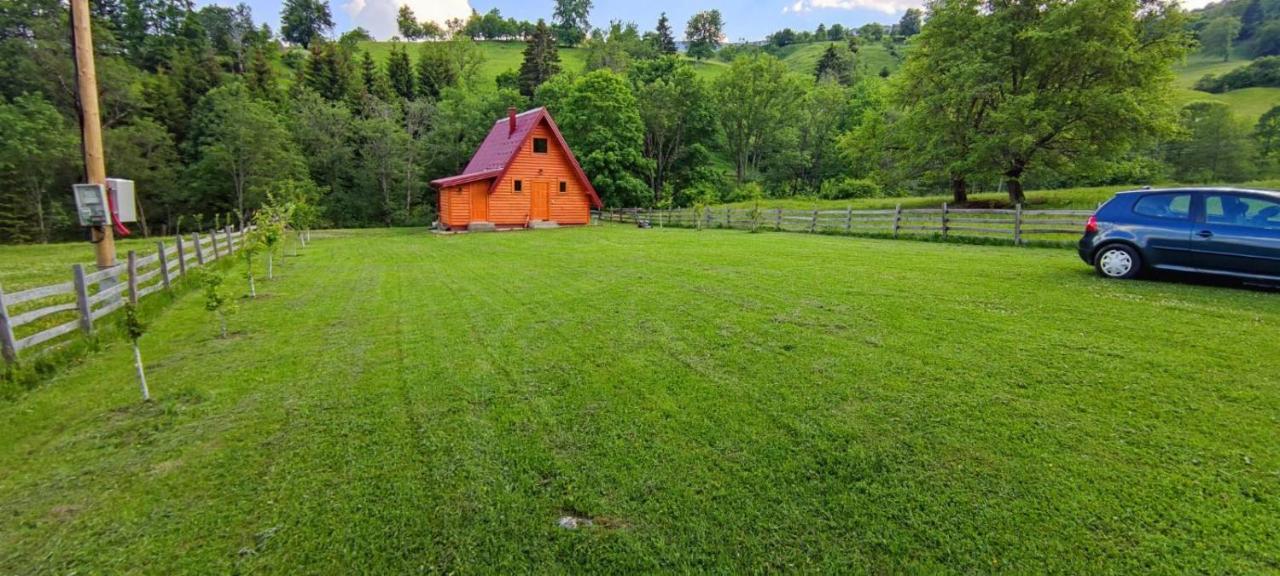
439,181,485,228
489,122,593,226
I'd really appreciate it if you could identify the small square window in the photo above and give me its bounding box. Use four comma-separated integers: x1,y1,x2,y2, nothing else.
559,181,567,193
514,180,522,192
533,138,548,154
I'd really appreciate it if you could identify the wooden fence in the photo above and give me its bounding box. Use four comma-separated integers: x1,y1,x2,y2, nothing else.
594,203,1092,244
0,226,252,364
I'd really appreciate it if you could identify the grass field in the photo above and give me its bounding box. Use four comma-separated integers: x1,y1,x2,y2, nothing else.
0,236,170,292
717,180,1280,211
2,226,1278,573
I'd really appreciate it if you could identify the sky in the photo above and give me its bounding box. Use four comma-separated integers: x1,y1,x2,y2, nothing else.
198,0,1219,43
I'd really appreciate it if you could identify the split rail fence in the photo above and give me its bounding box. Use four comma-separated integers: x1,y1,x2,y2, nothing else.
0,226,253,364
594,204,1092,245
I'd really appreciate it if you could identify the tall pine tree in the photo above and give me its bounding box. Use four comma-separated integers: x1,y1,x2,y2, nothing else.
655,13,677,54
1239,0,1264,41
519,20,561,98
387,44,416,100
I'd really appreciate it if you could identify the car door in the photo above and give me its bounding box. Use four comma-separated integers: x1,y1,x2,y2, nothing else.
1128,192,1197,269
1192,192,1280,278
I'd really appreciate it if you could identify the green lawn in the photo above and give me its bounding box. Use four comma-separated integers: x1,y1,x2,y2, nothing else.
2,226,1278,573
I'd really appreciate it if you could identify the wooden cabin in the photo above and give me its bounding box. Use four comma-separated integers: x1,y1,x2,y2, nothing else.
430,107,602,231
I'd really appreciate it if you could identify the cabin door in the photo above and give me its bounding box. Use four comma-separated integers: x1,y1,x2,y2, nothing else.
470,184,488,221
531,181,550,220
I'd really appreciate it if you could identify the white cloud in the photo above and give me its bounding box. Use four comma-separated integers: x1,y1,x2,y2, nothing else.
783,0,923,15
342,0,472,39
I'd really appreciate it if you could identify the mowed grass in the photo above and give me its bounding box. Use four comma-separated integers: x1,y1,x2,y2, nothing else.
2,226,1279,573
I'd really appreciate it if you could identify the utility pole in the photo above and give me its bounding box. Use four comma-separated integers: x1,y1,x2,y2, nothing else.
70,0,115,270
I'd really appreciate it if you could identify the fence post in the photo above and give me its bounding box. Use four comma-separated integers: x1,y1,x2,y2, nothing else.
724,207,731,228
176,235,187,276
210,231,221,260
809,209,818,233
157,241,171,289
225,225,233,254
72,264,92,335
893,204,902,238
127,251,139,305
194,232,205,265
0,285,16,364
705,207,713,228
844,206,853,233
1014,203,1023,246
774,208,783,231
941,202,949,240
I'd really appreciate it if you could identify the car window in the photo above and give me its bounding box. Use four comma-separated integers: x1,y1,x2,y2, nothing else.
1132,193,1191,220
1206,193,1280,230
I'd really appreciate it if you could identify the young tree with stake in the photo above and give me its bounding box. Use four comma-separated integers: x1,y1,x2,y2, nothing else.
194,268,234,338
123,303,150,401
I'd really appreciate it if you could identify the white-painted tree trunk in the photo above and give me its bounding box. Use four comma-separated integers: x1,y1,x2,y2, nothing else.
249,273,256,298
133,342,150,401
268,253,274,280
219,311,227,338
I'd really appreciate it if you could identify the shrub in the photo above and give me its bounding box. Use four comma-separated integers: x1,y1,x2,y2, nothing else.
1193,56,1280,93
819,177,882,200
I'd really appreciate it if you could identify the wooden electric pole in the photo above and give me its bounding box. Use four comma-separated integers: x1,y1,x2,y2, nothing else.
70,0,115,269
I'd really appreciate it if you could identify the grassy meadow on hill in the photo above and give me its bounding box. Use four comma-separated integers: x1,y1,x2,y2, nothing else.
1172,53,1280,122
2,226,1278,573
354,40,904,83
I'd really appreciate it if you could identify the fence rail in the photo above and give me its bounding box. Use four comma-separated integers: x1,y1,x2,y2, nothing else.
593,204,1092,245
0,226,252,364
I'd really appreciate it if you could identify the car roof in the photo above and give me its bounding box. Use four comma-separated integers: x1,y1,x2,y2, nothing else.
1115,187,1280,199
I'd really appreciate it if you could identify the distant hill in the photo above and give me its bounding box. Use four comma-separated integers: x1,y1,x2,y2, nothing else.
1172,53,1279,122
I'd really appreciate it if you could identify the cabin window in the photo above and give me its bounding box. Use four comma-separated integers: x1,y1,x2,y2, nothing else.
559,181,567,193
533,138,548,154
514,180,523,192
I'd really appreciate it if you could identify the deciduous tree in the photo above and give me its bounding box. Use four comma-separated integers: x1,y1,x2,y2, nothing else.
280,0,332,48
685,10,724,60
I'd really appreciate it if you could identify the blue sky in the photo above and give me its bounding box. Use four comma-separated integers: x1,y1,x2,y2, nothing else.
196,0,931,42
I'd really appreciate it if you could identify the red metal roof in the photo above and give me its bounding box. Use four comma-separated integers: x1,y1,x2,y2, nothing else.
429,107,601,208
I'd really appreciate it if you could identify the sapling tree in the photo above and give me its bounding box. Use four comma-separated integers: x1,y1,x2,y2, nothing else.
254,196,293,280
123,303,150,401
194,268,234,337
241,225,264,298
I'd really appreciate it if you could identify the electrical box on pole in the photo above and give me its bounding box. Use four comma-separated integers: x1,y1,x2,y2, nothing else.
73,183,112,227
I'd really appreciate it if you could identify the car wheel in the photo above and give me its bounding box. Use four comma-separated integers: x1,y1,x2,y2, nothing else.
1094,244,1142,279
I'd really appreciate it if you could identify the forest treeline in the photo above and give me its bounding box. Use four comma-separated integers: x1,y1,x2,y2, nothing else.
2,0,1280,243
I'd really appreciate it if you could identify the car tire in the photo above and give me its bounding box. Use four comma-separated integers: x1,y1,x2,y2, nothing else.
1094,244,1142,279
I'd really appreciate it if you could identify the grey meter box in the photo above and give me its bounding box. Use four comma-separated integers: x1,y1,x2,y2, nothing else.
73,183,112,227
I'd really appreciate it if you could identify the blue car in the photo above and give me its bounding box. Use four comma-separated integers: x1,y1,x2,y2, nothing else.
1078,188,1280,282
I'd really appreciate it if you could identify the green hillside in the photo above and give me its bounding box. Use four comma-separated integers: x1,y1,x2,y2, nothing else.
354,40,902,85
1171,53,1280,122
356,41,728,82
773,41,904,77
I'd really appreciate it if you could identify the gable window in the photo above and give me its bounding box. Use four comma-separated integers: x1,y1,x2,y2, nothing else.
533,138,548,154
559,181,567,193
514,180,523,192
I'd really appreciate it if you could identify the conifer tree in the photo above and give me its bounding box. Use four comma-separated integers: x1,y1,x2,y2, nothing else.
519,20,561,98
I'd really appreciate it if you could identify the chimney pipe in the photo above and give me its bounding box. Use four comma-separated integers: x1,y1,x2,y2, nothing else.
508,107,517,136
